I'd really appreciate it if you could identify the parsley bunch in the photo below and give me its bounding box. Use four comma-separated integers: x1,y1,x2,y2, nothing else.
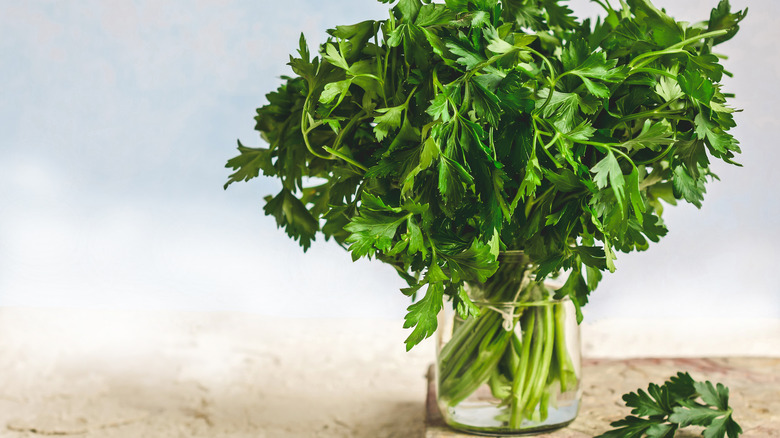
597,372,742,438
225,0,746,350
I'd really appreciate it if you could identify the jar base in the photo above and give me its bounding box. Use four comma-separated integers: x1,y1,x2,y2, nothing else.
441,400,580,436
444,418,577,436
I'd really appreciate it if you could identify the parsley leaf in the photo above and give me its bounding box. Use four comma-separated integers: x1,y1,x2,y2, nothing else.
439,239,498,284
537,90,583,132
344,194,408,259
598,373,742,438
446,39,485,71
621,121,675,152
403,281,443,351
264,188,319,251
678,68,715,105
566,52,628,98
655,74,684,102
708,0,748,45
224,141,275,188
591,151,627,216
373,105,405,141
695,112,741,159
672,164,706,208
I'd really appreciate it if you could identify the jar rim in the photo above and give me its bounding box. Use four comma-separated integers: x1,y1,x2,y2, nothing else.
497,250,528,263
470,296,571,307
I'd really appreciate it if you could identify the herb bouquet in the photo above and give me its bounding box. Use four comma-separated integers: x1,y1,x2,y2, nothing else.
226,0,746,435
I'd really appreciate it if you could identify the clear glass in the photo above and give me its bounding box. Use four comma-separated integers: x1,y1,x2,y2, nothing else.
435,252,581,435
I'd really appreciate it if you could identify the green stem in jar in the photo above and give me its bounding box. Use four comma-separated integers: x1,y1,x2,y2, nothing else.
438,260,580,429
509,308,536,428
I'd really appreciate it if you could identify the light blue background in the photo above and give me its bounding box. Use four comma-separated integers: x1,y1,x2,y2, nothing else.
1,0,777,321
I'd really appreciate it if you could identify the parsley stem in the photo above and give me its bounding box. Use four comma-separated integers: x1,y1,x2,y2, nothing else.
531,114,556,140
619,111,685,123
532,117,562,168
373,24,388,107
616,101,677,123
590,0,615,15
634,142,676,166
610,147,633,163
525,185,556,219
570,138,619,153
438,265,579,428
300,92,369,170
554,302,576,392
627,67,678,80
536,128,554,137
526,47,558,115
331,111,368,151
322,147,368,172
300,97,335,160
666,29,731,51
541,133,563,169
629,30,729,69
465,54,502,81
510,310,536,428
524,304,555,417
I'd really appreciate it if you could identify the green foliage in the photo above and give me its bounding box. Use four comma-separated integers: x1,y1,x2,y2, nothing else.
596,372,742,438
403,281,444,350
225,0,745,349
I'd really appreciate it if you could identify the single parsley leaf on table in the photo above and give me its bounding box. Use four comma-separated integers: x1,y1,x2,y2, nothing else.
596,372,742,438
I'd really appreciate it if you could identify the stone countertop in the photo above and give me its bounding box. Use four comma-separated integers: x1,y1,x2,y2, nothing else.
0,308,434,438
426,358,780,437
0,308,777,437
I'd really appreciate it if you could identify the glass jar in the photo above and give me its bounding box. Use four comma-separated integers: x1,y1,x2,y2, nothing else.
435,252,581,435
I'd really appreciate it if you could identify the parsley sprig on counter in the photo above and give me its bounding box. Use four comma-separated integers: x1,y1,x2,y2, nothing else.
597,373,742,438
225,0,746,351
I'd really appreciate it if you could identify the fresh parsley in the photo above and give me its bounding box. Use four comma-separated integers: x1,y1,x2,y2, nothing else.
225,0,746,352
596,372,742,438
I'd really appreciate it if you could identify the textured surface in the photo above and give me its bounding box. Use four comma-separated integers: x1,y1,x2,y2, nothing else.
0,308,777,437
426,358,780,437
0,308,432,438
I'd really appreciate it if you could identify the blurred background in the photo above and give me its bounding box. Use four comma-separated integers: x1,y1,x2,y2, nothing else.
1,0,778,328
